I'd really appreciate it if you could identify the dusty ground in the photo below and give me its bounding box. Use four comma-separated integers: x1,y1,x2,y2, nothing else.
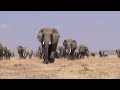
0,55,120,79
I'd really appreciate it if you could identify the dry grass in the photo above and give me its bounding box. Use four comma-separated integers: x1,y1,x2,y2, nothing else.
0,55,120,79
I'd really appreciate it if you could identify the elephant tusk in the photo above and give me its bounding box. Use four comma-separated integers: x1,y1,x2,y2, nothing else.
42,42,45,45
66,49,68,53
49,42,51,45
69,49,71,53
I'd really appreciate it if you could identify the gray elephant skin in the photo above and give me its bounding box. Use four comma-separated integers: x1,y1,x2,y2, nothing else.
79,44,89,59
116,49,120,58
38,45,44,59
63,39,77,60
4,47,12,60
0,43,4,60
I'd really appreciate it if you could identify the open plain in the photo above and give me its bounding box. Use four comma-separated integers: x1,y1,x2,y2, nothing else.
0,55,120,79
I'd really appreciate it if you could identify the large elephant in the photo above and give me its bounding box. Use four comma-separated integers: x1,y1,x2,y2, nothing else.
116,49,120,58
0,43,4,60
37,28,60,64
63,39,77,60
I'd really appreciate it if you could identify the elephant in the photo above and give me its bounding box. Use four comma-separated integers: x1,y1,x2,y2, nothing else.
79,44,89,59
33,52,36,58
34,50,42,59
55,49,60,59
74,49,80,59
85,46,90,58
38,45,44,59
0,43,4,60
99,50,102,57
17,46,32,59
90,52,95,57
58,45,66,59
34,50,39,58
3,47,12,60
116,49,120,58
99,50,107,57
12,52,15,57
104,52,108,57
63,39,77,60
28,50,33,59
37,28,60,64
17,46,24,59
56,46,65,58
23,47,29,59
74,45,81,59
55,46,65,59
33,51,37,58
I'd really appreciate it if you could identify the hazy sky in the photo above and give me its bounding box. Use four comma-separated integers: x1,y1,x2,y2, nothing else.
0,11,120,53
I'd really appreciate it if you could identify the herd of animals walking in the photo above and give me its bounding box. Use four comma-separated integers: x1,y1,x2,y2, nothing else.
0,27,120,64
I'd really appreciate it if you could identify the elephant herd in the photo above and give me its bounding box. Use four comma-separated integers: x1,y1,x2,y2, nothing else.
0,27,120,64
0,43,15,60
17,46,33,59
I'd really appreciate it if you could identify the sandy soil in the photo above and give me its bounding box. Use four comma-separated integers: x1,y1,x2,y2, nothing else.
0,55,120,79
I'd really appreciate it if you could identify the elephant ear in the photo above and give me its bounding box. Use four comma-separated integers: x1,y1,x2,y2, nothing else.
63,40,67,47
71,40,77,49
37,28,45,44
51,28,60,44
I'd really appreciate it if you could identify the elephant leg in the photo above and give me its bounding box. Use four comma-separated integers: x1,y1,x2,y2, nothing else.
118,54,120,58
50,51,55,63
44,59,49,64
83,54,85,59
72,51,75,60
43,53,50,64
77,54,79,59
9,56,10,60
70,53,72,60
80,53,83,59
44,52,49,64
76,54,78,59
40,53,42,59
42,52,44,59
67,53,70,60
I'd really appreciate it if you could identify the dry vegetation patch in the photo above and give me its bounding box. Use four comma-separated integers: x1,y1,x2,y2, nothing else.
0,55,120,79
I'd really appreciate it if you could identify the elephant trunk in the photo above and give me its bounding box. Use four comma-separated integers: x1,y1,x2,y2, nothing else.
44,39,51,64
